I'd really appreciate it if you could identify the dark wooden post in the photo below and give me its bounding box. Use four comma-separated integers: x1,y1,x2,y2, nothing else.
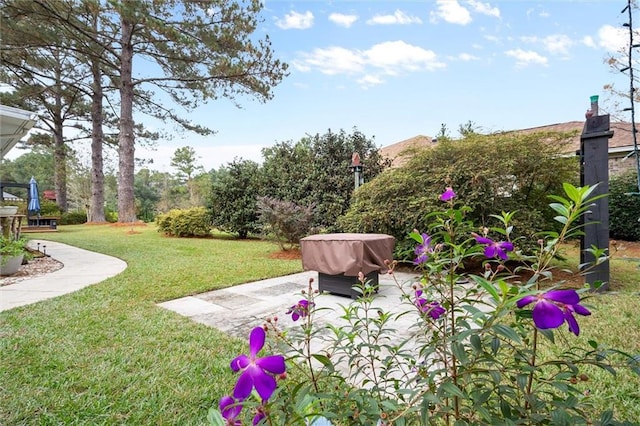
580,113,614,290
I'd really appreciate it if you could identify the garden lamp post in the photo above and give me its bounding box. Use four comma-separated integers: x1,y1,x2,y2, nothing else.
350,152,364,190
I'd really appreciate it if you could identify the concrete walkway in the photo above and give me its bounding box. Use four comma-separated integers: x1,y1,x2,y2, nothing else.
0,240,127,312
158,270,422,340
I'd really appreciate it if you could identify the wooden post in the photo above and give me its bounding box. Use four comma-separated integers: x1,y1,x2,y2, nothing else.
580,114,614,290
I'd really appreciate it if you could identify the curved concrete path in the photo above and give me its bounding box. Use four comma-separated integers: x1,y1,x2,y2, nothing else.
0,240,127,312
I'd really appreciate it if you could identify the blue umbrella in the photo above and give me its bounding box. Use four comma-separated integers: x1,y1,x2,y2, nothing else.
28,177,40,221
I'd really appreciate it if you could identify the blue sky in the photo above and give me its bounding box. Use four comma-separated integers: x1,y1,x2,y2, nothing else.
10,1,635,172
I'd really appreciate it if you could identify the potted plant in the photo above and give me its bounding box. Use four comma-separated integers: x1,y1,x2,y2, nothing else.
0,236,28,276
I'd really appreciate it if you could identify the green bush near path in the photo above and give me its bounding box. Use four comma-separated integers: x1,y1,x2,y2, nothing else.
1,224,639,423
0,224,302,425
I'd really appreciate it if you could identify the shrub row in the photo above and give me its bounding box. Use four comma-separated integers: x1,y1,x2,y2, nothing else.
609,171,640,241
156,207,212,237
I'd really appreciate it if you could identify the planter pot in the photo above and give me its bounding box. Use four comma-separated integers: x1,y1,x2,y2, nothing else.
1,253,24,276
0,206,19,216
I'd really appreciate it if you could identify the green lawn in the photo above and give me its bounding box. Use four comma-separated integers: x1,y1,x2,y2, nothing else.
1,225,639,424
0,224,302,425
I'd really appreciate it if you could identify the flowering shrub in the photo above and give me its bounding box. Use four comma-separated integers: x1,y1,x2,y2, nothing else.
209,183,640,425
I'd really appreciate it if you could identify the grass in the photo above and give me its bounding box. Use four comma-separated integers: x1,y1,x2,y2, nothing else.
537,240,640,421
0,224,302,425
1,226,639,424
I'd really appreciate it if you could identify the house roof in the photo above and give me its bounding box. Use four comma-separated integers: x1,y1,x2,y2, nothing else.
380,121,639,167
0,104,37,159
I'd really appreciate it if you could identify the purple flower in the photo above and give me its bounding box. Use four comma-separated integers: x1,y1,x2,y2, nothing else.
414,233,433,265
219,395,242,426
517,289,591,336
474,234,514,260
230,327,286,401
253,410,266,425
414,290,446,319
286,300,313,321
439,187,456,201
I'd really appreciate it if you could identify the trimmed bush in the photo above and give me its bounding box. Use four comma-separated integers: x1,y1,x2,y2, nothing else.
338,131,579,260
156,207,212,237
256,196,315,250
39,199,62,216
609,171,640,241
59,211,87,225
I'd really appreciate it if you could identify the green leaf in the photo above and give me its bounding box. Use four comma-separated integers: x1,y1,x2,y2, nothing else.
563,182,582,204
440,382,466,399
207,408,226,426
472,275,500,302
492,324,522,344
491,337,501,355
549,202,570,217
539,328,555,343
599,410,614,425
551,409,570,426
311,354,332,367
470,334,482,353
451,342,469,365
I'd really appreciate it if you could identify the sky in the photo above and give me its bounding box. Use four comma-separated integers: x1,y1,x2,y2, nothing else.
6,0,636,173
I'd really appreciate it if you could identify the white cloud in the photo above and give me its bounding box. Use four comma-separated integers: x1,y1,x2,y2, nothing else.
430,0,472,25
293,40,445,83
357,74,384,87
484,35,500,43
364,41,446,73
294,46,365,75
520,34,574,56
275,11,314,30
456,52,480,61
468,0,500,18
366,10,422,25
582,36,596,48
598,24,628,52
505,49,548,67
541,34,573,55
329,13,358,28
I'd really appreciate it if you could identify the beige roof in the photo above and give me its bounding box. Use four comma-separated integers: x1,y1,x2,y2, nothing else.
380,121,638,167
379,135,434,167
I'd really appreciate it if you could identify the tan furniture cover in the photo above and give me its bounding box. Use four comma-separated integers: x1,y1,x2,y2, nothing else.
300,233,396,276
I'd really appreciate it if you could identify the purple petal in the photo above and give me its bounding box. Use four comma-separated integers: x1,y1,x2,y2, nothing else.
230,354,250,372
572,303,591,316
484,246,498,258
475,236,494,245
233,371,254,400
496,248,509,260
219,395,242,420
249,327,265,357
251,369,278,401
253,411,266,425
516,295,537,308
291,312,300,321
532,300,565,329
498,241,514,252
543,289,579,305
440,187,456,201
256,355,286,374
564,311,580,336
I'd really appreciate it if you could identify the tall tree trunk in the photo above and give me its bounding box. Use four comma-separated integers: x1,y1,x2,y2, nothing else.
53,122,67,212
117,14,136,223
53,57,67,212
89,55,105,222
